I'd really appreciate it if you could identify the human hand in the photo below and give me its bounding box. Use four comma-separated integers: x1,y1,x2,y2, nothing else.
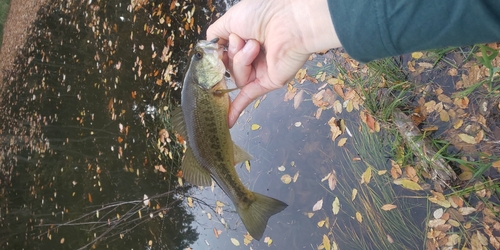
207,0,341,127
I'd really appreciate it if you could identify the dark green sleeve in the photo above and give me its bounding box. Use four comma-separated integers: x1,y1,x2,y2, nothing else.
328,0,500,63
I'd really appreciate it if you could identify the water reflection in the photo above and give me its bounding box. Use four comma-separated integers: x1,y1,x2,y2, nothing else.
0,0,216,249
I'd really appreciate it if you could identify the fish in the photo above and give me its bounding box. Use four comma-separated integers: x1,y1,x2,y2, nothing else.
172,38,287,240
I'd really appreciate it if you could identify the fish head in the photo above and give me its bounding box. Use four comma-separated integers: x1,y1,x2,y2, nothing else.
189,38,226,90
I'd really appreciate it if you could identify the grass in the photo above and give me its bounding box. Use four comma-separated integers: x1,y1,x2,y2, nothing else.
331,125,426,250
0,0,11,48
329,45,500,249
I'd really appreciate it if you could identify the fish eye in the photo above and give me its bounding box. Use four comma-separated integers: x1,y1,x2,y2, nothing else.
195,52,203,60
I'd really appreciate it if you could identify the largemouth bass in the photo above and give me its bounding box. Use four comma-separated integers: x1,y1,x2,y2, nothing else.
172,38,287,240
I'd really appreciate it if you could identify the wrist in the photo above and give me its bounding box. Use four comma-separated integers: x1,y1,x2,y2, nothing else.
292,0,341,53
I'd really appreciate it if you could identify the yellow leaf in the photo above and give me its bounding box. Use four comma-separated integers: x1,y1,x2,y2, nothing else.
394,179,423,191
216,200,225,207
356,212,363,223
428,196,451,208
293,171,300,183
245,161,250,172
332,197,340,215
377,170,387,175
230,238,240,246
322,235,331,250
453,119,463,129
381,204,397,211
187,197,193,208
280,174,292,184
264,236,273,246
412,52,423,59
439,109,450,122
458,133,476,144
251,124,261,130
458,171,473,181
337,138,347,147
243,233,253,245
493,160,500,170
317,219,325,227
253,99,261,109
351,189,358,201
360,166,372,184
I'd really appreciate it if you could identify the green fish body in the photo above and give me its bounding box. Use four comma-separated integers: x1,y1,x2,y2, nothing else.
173,39,287,240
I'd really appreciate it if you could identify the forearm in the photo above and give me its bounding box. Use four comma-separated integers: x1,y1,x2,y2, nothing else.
328,0,500,63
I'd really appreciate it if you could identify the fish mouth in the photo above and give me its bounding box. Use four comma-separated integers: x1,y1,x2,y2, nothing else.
209,37,219,44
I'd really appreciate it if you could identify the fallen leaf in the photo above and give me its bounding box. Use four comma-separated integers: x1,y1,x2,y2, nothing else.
278,165,286,171
231,238,240,246
187,196,193,208
328,169,337,190
394,179,423,191
412,52,423,59
293,171,300,182
338,137,347,147
251,124,261,130
323,234,331,250
281,174,292,184
332,197,340,215
312,198,323,211
351,189,358,201
433,208,444,219
317,219,325,227
293,89,304,109
458,207,476,216
356,212,363,223
245,161,250,172
439,109,450,122
458,133,476,144
264,236,273,247
328,117,342,140
361,166,372,184
253,99,261,109
381,204,397,211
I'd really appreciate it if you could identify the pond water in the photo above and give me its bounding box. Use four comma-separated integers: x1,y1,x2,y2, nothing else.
0,0,430,249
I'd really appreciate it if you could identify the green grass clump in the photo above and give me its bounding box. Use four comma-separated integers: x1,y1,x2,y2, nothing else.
0,0,11,48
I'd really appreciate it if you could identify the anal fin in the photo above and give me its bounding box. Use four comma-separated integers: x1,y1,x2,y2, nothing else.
233,143,252,164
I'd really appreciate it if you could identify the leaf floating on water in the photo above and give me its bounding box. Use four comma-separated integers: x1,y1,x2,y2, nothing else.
293,89,305,109
328,117,342,141
378,170,387,175
317,219,325,227
187,197,193,208
251,124,261,130
360,166,372,184
216,200,225,207
337,137,347,147
281,174,292,184
253,99,261,109
439,109,450,122
230,238,240,246
328,169,337,191
394,179,423,191
213,228,222,238
243,233,253,245
433,208,444,219
381,204,397,211
458,207,476,216
351,189,358,201
356,212,363,223
312,198,323,211
143,194,150,206
293,171,300,182
332,197,340,215
322,234,331,250
458,133,476,144
245,161,251,172
264,237,273,247
278,165,286,171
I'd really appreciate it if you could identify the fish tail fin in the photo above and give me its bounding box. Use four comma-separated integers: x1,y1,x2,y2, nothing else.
236,192,288,240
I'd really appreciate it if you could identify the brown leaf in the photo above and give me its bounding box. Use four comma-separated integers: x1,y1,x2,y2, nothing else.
381,204,397,211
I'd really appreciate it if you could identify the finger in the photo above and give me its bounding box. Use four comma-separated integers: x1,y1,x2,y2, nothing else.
206,14,231,42
227,34,245,74
228,80,271,128
232,39,260,88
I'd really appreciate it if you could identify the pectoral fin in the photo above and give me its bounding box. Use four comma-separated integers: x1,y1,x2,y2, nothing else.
171,107,187,139
182,147,212,187
233,143,253,164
